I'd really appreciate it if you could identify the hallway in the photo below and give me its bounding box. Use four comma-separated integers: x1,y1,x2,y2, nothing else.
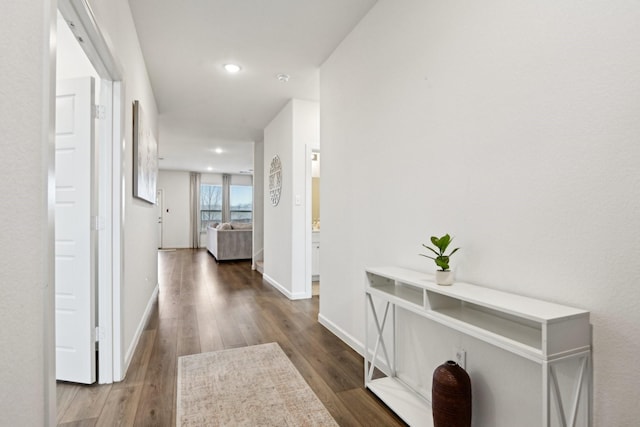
56,249,404,426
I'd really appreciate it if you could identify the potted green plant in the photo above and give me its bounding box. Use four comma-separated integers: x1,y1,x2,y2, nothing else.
420,234,460,285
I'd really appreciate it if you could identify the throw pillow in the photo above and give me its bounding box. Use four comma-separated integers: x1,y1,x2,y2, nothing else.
231,222,252,230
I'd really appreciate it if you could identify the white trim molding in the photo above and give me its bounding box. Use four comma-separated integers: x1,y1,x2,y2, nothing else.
318,313,364,356
263,273,310,300
123,283,159,376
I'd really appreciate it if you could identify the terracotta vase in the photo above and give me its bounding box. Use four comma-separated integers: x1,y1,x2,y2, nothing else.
432,360,472,427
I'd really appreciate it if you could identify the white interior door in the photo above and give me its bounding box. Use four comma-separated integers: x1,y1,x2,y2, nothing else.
55,77,96,384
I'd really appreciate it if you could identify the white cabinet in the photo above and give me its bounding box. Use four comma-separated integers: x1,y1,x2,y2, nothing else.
364,266,591,427
311,232,320,278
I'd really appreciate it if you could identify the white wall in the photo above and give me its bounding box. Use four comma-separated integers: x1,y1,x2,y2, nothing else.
85,0,160,374
320,0,640,425
293,100,320,298
157,170,190,248
253,140,265,264
263,99,319,299
0,1,55,424
264,102,294,295
202,172,252,187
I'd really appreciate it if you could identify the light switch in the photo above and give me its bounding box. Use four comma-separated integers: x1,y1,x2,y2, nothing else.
295,195,301,206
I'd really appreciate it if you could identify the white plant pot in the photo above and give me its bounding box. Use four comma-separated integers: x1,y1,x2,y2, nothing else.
435,270,455,286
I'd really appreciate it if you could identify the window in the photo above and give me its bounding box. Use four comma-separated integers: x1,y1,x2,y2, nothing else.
200,184,222,231
230,185,253,223
200,182,253,230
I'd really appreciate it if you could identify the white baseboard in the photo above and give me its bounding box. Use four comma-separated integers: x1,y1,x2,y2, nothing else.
318,313,392,376
263,273,289,297
263,273,310,300
318,313,364,355
122,283,159,377
291,291,311,300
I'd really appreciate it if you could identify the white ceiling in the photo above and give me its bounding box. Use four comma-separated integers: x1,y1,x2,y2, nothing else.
128,0,377,174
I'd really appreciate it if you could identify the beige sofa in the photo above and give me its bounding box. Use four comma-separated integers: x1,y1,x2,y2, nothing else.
207,223,252,261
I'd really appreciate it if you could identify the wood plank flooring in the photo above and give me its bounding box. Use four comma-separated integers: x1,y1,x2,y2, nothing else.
57,249,406,426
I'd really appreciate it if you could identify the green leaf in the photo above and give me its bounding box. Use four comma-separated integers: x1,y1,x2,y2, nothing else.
422,244,440,256
449,247,460,256
419,254,436,260
439,234,451,251
435,256,449,270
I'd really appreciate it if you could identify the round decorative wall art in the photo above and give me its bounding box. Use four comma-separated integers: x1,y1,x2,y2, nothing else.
269,155,282,206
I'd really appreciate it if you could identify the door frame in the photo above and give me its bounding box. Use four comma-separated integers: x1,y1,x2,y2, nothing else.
157,188,164,249
304,144,313,298
57,0,125,383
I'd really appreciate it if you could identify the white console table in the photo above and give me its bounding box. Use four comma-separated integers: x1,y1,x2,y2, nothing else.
364,266,591,427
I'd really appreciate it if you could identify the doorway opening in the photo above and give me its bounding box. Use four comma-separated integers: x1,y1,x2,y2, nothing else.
56,0,125,384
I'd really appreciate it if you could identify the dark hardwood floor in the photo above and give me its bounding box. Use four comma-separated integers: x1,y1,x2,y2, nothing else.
57,248,405,426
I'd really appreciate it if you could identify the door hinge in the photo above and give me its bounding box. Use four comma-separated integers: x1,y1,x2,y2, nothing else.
95,326,105,342
92,215,105,231
94,104,106,119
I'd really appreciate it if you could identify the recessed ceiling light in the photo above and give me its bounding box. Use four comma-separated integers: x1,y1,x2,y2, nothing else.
207,166,213,171
277,73,290,83
224,63,241,73
215,148,223,154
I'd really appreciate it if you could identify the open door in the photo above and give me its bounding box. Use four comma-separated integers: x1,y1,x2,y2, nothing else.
55,76,97,384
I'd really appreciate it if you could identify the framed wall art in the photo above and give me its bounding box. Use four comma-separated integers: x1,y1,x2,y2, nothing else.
132,100,158,204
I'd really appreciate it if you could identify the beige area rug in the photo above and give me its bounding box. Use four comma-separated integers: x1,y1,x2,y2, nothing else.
177,342,338,426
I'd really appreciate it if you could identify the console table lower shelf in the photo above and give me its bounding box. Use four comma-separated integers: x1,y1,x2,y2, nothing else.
366,377,433,427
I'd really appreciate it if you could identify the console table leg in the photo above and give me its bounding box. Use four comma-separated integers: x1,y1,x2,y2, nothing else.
546,352,591,427
367,296,392,381
543,361,551,427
